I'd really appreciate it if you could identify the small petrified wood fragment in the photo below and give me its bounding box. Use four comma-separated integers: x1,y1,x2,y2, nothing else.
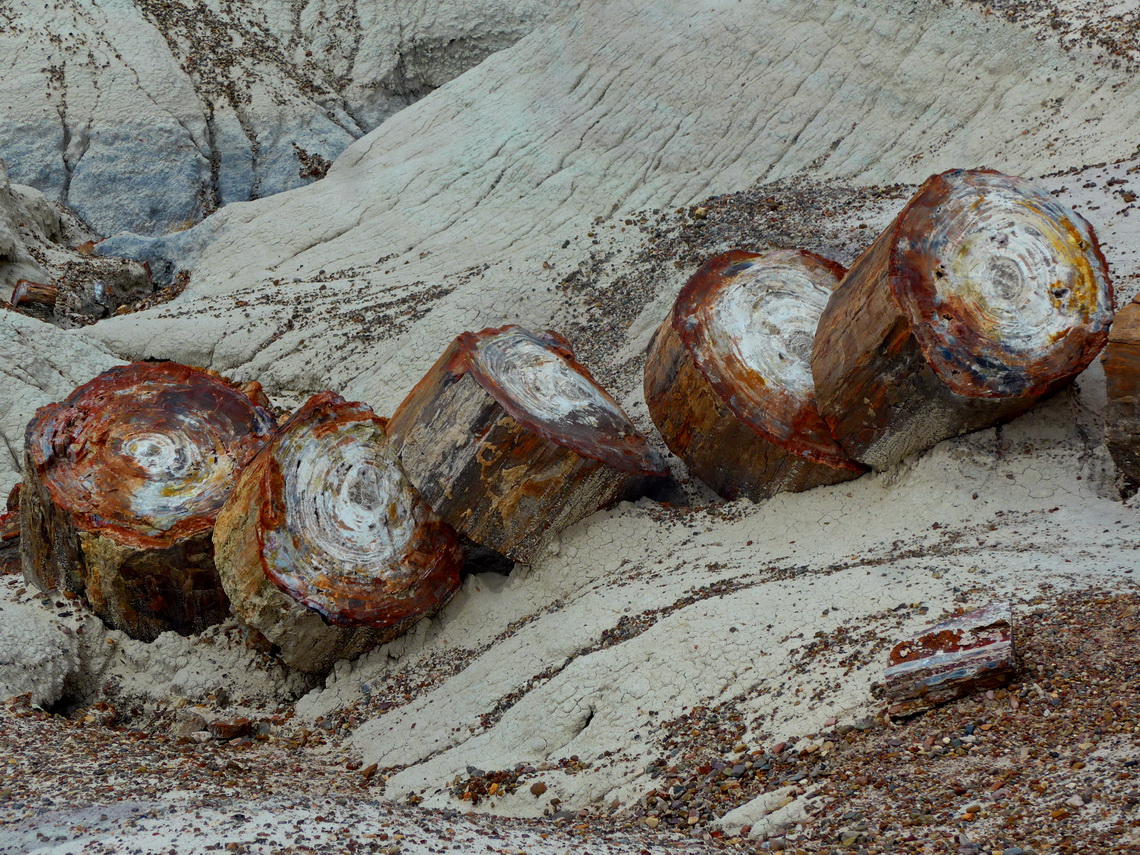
812,169,1113,470
0,485,19,575
213,393,465,674
1105,296,1140,490
388,326,668,564
884,602,1015,718
11,279,59,320
21,362,276,640
645,249,866,501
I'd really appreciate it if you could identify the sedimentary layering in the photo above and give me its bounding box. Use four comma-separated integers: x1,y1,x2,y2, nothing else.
812,169,1114,470
21,362,276,640
214,393,465,674
645,249,865,501
389,326,667,563
0,0,560,235
1105,297,1140,490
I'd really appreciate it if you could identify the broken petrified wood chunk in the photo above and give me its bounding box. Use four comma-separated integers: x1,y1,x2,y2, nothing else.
388,326,669,564
0,486,19,575
1104,297,1140,491
10,279,59,320
20,361,276,640
213,393,465,674
645,249,866,501
812,169,1113,470
884,602,1015,718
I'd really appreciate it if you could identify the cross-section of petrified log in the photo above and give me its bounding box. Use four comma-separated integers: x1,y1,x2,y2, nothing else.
884,602,1015,718
20,362,276,640
1105,297,1140,491
213,393,465,674
645,249,866,501
388,326,669,564
812,169,1113,470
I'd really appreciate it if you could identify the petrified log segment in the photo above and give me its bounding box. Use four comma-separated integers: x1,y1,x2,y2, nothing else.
884,602,1015,718
213,393,465,674
388,326,668,564
21,362,276,640
645,249,866,501
812,169,1114,470
0,486,19,575
1105,297,1140,490
11,279,59,320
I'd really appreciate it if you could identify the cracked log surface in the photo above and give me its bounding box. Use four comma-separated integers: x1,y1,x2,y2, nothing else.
811,168,1113,471
645,249,866,502
1105,296,1140,490
388,326,668,565
20,362,276,641
213,392,465,674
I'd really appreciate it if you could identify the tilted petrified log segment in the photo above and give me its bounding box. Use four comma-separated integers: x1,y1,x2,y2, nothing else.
21,362,276,640
1105,297,1140,490
884,602,1016,718
645,249,866,501
213,393,465,674
388,326,669,564
11,279,59,320
812,169,1113,470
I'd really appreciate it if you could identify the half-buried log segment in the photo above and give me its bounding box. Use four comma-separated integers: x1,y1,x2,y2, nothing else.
388,326,669,564
1105,296,1140,490
645,249,866,501
213,393,465,674
21,362,276,640
812,169,1113,470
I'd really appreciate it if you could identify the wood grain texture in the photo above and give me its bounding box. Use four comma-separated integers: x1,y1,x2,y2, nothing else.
20,361,276,640
1105,297,1140,490
645,249,865,501
388,326,668,564
812,169,1113,470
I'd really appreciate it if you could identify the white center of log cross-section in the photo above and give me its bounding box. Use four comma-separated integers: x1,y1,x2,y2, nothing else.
916,174,1109,355
118,425,234,532
474,328,626,428
704,258,831,399
265,421,416,589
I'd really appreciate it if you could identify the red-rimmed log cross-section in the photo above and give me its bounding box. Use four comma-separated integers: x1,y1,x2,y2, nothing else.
20,362,276,640
812,168,1113,470
645,249,866,501
388,326,669,565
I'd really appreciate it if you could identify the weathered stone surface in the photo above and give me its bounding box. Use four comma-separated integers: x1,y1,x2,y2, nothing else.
0,0,562,236
0,600,80,708
884,602,1016,718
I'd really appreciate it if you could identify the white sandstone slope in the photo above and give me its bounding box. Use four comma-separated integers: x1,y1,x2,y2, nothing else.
90,0,1140,410
0,0,561,235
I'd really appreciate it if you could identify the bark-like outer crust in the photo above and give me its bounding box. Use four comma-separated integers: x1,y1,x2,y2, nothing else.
812,169,1113,470
213,393,465,674
645,250,865,502
20,362,276,640
1105,298,1140,489
389,326,667,564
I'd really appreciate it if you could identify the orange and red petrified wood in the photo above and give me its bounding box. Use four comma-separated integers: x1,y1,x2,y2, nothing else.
1104,296,1140,490
644,249,866,502
812,168,1113,470
883,602,1016,718
213,393,465,674
387,326,669,564
20,362,276,640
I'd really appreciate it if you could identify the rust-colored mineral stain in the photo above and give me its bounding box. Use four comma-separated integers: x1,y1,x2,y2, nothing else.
671,249,862,470
454,325,667,477
251,392,464,627
24,362,276,550
892,169,1112,399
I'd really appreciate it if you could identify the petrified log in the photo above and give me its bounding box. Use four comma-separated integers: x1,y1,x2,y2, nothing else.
884,602,1015,718
388,326,669,564
812,169,1114,470
11,279,59,320
1105,297,1140,491
0,486,19,575
21,362,276,640
213,393,465,674
645,249,866,501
